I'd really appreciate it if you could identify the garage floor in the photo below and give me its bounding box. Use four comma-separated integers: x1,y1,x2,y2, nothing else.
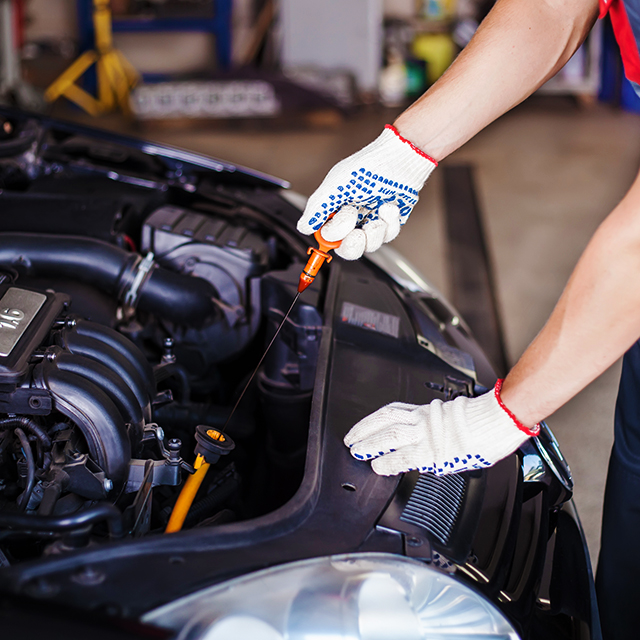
51,96,640,567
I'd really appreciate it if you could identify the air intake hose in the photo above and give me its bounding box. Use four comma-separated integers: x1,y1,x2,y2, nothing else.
0,233,219,326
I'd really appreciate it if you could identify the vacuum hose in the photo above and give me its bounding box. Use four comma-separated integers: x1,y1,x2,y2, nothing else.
0,416,52,453
0,233,220,326
0,503,124,538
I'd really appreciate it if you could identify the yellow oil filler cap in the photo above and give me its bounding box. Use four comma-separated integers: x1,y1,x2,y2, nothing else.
194,424,235,465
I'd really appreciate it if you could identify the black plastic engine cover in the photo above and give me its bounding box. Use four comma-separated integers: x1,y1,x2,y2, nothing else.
0,284,69,390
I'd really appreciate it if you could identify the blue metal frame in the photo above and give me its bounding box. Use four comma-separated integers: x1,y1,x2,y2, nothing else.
76,0,232,73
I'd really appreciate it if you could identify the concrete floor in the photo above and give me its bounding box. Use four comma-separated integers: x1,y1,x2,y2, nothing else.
51,96,640,567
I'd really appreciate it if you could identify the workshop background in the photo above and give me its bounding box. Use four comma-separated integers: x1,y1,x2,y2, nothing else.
2,0,638,566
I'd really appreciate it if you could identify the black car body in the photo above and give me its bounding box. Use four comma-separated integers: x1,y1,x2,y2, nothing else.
0,109,599,639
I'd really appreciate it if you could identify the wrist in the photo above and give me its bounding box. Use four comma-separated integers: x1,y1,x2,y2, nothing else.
383,124,438,166
495,379,540,436
393,113,445,163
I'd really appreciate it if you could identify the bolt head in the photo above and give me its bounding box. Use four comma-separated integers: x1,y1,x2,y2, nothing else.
103,478,113,492
71,566,106,587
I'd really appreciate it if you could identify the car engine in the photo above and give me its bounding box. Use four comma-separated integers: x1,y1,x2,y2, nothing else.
0,114,321,563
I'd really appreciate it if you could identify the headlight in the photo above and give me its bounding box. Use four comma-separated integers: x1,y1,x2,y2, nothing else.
144,553,519,639
534,421,573,493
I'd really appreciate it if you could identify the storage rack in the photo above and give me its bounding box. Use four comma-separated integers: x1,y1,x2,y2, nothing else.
76,0,233,79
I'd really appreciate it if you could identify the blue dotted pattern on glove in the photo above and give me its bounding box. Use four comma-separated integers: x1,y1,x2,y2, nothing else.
308,167,420,231
351,449,493,476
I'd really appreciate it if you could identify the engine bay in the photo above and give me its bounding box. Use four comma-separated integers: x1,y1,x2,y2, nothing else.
0,114,323,564
0,113,598,640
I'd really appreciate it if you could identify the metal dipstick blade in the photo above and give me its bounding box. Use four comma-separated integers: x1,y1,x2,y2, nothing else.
222,292,301,432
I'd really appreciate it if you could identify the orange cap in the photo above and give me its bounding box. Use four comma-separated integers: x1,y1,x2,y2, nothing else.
298,228,342,292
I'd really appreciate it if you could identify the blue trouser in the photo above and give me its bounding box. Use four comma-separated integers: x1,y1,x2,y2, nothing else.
596,340,640,640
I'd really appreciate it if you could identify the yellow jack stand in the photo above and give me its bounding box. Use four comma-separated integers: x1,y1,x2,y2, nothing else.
45,0,138,116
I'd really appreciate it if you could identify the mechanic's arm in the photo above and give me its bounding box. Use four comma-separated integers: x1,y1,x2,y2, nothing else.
346,173,640,477
501,170,640,427
396,0,598,160
297,0,599,260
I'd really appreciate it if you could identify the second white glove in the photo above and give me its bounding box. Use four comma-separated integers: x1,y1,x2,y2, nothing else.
297,125,438,260
344,380,540,476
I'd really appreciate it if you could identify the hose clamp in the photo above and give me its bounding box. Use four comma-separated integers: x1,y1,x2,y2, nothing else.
123,251,155,308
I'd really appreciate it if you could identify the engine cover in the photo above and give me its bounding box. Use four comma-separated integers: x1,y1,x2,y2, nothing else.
0,283,154,498
0,284,69,391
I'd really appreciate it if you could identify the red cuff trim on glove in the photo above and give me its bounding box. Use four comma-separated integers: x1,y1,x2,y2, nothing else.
494,379,540,437
385,124,439,166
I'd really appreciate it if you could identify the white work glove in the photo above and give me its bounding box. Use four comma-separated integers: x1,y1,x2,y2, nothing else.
297,124,437,260
344,380,539,476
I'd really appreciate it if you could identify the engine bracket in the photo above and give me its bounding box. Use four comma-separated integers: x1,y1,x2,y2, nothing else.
0,388,52,415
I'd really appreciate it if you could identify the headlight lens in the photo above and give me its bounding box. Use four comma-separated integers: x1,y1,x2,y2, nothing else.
144,553,519,640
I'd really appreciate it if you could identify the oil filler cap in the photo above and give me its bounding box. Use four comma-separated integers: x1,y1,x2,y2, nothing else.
194,425,235,465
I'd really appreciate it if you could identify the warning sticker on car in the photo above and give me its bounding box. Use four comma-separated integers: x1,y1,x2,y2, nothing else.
340,302,400,338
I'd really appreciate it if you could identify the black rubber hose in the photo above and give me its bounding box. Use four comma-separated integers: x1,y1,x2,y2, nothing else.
0,234,220,326
0,503,124,538
154,362,190,404
139,267,220,326
14,428,36,512
183,470,239,529
0,233,136,290
0,416,52,452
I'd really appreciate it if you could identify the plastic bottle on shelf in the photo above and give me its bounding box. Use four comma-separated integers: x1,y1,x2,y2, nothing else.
379,51,408,107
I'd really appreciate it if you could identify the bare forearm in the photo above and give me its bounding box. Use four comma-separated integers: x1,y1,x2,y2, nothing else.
395,0,598,160
501,171,640,426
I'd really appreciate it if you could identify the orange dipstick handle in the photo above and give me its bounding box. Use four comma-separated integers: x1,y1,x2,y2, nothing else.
298,224,342,293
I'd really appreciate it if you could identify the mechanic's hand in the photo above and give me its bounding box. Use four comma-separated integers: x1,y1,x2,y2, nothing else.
343,380,539,476
297,125,437,260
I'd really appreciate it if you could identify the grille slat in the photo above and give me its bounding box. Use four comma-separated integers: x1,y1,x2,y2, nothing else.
399,473,467,544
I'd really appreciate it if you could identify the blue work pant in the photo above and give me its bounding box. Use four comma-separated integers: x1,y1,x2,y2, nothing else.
597,340,640,640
